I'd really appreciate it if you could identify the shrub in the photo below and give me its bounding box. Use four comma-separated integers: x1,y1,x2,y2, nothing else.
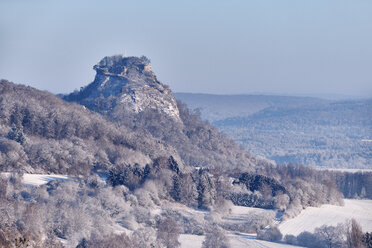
156,217,181,248
202,225,230,248
257,227,283,242
284,234,297,245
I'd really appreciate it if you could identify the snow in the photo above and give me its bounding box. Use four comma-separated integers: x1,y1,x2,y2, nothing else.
313,167,372,173
1,173,70,186
177,204,301,248
223,205,277,227
179,233,304,248
161,201,207,218
179,200,372,247
100,76,110,87
230,205,272,215
279,199,372,236
174,203,300,247
22,173,70,186
179,234,204,248
4,173,369,248
229,233,304,248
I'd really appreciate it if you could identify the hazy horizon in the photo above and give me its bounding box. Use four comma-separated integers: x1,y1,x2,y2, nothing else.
174,91,370,100
1,0,371,98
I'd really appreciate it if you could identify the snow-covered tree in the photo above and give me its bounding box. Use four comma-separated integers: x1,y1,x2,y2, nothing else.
157,217,181,248
202,225,230,248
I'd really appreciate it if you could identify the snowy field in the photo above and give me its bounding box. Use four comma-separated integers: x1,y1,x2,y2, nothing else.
180,200,372,247
1,172,70,186
279,199,372,236
228,233,304,248
313,167,372,173
177,204,303,247
22,173,70,186
227,205,275,222
180,233,304,248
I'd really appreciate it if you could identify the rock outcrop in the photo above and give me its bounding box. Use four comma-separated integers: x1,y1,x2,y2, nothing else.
64,55,181,121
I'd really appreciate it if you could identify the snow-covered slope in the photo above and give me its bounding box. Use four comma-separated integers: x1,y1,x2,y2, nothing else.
228,233,304,248
179,200,372,247
2,173,69,186
173,203,302,248
279,199,372,236
22,173,69,186
179,233,304,248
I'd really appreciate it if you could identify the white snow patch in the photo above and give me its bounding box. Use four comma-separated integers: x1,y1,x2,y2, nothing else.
223,205,276,227
279,199,372,236
229,205,274,217
179,232,304,248
179,234,204,248
100,76,110,87
313,167,372,173
1,173,70,187
162,202,207,217
229,233,304,248
23,173,69,186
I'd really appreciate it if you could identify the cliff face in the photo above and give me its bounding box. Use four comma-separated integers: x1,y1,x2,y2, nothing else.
64,55,181,121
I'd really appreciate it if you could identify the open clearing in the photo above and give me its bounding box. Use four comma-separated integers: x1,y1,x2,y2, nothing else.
1,172,69,186
180,233,304,248
22,173,70,186
279,199,372,236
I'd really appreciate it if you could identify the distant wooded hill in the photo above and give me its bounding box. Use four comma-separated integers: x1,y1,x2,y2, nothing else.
175,93,372,169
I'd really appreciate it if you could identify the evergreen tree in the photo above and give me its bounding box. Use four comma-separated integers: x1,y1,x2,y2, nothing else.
7,124,26,145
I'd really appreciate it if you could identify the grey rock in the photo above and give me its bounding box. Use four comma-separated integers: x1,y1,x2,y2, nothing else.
64,55,181,122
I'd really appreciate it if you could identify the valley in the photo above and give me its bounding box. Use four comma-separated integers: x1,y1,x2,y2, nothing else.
175,93,372,169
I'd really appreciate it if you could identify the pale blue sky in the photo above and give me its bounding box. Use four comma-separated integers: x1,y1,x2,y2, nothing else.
0,0,371,97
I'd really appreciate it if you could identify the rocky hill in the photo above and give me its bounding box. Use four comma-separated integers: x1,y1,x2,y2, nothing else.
63,55,259,171
0,55,263,175
64,55,180,122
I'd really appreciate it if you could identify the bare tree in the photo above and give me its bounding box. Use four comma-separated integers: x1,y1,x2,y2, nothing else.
202,225,230,248
157,217,181,248
0,176,7,199
284,234,297,245
84,233,133,248
132,227,161,248
314,224,345,248
346,219,365,248
257,226,283,242
297,231,317,247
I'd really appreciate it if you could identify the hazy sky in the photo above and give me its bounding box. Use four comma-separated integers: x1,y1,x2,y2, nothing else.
1,0,371,97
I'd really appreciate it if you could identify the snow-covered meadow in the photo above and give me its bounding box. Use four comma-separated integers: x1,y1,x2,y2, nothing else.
22,173,70,186
279,199,372,236
1,172,70,186
173,203,304,248
180,233,305,248
178,199,372,247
